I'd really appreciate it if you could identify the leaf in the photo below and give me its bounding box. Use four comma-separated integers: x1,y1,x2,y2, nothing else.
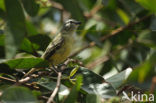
37,77,69,95
1,86,38,103
26,21,38,36
64,75,83,103
0,0,5,11
4,0,26,58
137,30,156,49
21,0,39,17
70,66,79,77
106,68,132,89
86,94,101,103
136,0,156,13
116,8,130,25
0,58,49,69
128,52,156,83
62,67,116,99
20,38,39,54
37,77,58,91
118,0,143,16
0,0,5,19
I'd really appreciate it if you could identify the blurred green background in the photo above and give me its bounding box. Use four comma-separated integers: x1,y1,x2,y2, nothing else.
0,0,156,103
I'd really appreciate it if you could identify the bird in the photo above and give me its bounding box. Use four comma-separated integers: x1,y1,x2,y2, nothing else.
24,19,81,77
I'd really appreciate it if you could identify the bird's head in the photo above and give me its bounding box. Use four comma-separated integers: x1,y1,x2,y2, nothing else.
61,19,81,34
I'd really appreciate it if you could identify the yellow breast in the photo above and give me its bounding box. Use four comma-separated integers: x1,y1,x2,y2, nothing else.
49,36,73,65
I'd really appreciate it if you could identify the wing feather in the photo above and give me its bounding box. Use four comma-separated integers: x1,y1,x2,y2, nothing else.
41,33,64,60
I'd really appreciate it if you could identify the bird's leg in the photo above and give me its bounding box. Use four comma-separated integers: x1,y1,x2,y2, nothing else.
51,64,59,73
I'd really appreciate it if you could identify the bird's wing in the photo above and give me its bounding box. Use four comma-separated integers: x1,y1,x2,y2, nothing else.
41,33,64,60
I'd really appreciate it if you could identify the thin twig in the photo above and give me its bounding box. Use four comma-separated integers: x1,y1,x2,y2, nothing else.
69,14,151,58
19,74,39,83
0,76,16,83
0,76,39,90
47,72,62,103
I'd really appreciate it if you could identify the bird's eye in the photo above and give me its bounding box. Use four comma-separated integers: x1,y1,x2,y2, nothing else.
69,21,73,24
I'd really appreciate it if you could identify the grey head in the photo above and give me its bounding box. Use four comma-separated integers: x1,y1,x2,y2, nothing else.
61,19,81,34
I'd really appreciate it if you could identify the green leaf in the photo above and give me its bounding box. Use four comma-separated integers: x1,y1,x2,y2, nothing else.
37,77,69,95
1,86,38,103
70,66,79,77
137,30,156,49
32,90,41,98
37,77,57,91
64,75,83,103
136,0,156,13
116,8,130,25
0,0,5,11
20,38,39,54
86,94,101,103
128,52,156,83
0,0,5,19
118,0,143,16
21,0,39,17
4,0,26,59
63,67,116,99
26,21,38,36
0,58,49,69
106,68,132,89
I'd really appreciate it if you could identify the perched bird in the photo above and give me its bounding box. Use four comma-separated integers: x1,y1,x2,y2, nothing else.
24,19,81,77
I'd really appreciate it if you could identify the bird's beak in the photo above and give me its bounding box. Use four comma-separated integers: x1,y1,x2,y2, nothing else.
75,21,81,25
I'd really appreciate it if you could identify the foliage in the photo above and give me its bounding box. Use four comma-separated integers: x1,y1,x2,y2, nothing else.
0,0,156,103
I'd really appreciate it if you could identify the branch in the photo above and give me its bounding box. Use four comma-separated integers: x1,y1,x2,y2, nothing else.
69,14,151,58
0,76,39,90
47,72,62,103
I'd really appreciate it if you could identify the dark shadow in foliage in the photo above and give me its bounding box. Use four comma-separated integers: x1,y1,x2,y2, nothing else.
28,34,51,51
0,8,5,19
0,46,5,58
0,63,16,74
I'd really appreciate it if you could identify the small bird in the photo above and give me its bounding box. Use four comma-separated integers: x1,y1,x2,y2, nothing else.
24,19,81,77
